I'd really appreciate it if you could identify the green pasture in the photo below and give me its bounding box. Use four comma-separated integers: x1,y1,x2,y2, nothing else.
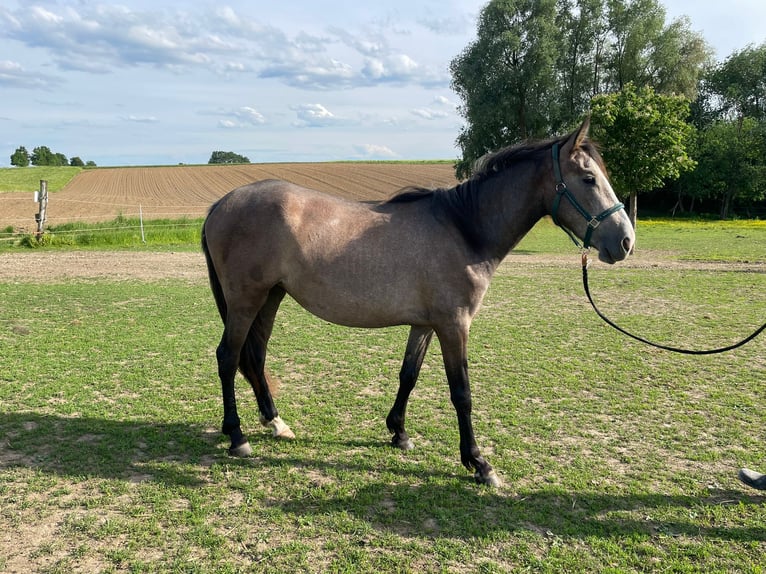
1,221,765,572
0,166,82,193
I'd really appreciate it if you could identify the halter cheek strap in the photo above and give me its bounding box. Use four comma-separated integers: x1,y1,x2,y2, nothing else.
550,143,625,250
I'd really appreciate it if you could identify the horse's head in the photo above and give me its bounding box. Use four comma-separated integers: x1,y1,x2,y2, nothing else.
549,118,635,264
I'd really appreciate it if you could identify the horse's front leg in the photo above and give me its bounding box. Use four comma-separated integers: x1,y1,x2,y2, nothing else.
437,326,500,487
387,326,434,450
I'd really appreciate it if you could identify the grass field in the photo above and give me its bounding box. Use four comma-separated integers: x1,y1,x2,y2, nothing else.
0,166,83,193
1,221,765,572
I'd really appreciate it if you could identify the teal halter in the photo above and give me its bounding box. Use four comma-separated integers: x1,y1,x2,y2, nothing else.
550,143,625,249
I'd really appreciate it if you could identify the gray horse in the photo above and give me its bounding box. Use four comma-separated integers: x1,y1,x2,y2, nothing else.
201,118,634,485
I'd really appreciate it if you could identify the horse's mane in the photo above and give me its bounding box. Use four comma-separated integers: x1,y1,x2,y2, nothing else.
384,132,604,206
380,131,603,252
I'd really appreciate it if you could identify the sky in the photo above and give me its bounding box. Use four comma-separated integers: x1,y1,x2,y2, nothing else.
1,1,765,167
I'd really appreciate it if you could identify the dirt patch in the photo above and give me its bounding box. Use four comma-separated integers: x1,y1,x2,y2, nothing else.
0,250,207,283
0,249,762,284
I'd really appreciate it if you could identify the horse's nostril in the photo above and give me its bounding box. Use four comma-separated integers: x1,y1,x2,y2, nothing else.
622,236,633,254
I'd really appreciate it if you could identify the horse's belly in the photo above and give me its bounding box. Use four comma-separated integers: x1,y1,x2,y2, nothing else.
284,272,424,328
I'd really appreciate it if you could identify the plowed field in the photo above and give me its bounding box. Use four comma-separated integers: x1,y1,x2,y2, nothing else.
0,163,458,231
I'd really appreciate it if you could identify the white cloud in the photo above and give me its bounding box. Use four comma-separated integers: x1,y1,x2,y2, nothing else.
292,103,343,127
124,115,159,123
0,4,452,90
432,95,458,108
215,106,267,128
0,59,60,88
411,108,449,120
354,143,398,159
236,106,266,125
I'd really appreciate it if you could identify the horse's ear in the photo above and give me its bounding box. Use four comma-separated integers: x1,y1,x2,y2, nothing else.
563,116,591,154
575,116,591,148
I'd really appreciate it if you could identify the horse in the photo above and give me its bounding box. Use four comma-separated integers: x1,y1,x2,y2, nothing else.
201,118,635,486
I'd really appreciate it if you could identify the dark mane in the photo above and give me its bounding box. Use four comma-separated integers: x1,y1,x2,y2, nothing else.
380,132,603,252
477,136,606,178
385,132,604,205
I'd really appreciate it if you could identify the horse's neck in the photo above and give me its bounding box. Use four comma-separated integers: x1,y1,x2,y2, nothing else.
469,169,547,265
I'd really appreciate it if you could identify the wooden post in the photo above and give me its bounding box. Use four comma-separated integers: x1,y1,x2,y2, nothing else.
35,180,48,237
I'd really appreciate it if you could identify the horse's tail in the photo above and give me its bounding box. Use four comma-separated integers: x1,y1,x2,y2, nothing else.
201,200,228,324
201,199,280,396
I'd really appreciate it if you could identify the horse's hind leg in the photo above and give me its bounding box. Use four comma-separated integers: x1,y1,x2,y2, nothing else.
386,326,434,450
217,302,263,457
238,285,294,440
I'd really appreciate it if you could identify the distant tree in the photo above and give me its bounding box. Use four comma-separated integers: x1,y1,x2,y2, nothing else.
53,152,68,166
86,160,97,167
208,151,250,164
680,118,766,218
31,146,54,166
10,146,30,167
590,83,696,227
70,156,85,167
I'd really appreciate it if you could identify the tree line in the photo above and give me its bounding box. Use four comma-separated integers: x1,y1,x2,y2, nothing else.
451,0,766,219
10,145,96,168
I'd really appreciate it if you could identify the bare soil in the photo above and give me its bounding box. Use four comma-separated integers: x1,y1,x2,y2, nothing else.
0,162,459,231
1,249,763,284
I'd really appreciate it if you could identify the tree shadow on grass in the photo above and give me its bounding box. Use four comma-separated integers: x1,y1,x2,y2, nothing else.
1,412,764,543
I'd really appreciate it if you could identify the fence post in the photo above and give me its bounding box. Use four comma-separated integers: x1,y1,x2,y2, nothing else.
35,180,48,237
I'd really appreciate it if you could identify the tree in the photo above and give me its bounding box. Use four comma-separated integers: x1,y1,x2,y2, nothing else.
590,83,696,227
70,157,85,167
704,43,766,123
450,0,709,179
208,151,250,164
10,146,30,167
680,119,765,218
687,43,766,217
450,0,559,178
31,146,54,166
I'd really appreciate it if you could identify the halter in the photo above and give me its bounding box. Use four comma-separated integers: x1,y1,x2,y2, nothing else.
550,142,625,249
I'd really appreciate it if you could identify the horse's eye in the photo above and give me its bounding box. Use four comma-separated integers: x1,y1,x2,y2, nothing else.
583,175,597,186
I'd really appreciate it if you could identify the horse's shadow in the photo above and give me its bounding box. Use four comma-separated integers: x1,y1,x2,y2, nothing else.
0,412,218,486
246,451,766,543
2,412,764,542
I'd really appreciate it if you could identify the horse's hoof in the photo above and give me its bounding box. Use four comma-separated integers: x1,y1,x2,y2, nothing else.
474,469,501,487
275,426,295,440
260,416,295,440
228,441,253,457
739,468,766,490
394,438,415,451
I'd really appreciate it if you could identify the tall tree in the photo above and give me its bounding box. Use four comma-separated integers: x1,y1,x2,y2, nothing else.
705,43,766,123
590,83,696,227
555,0,606,128
450,0,709,178
450,0,559,178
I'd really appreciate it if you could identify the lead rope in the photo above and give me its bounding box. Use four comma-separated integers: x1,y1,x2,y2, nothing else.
581,252,766,354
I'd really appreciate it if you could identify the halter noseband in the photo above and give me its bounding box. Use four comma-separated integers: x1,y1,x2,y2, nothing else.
550,142,625,250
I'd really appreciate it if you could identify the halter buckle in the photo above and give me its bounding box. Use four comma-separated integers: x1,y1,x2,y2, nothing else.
588,217,600,229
